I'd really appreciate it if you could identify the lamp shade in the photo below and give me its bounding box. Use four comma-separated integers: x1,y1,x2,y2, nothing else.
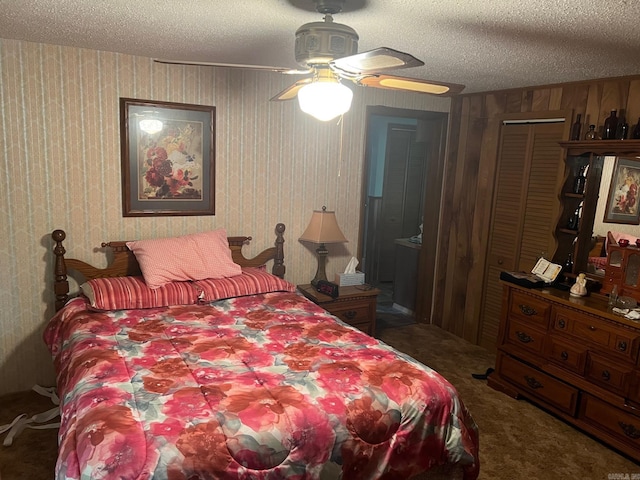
299,207,348,244
298,80,353,122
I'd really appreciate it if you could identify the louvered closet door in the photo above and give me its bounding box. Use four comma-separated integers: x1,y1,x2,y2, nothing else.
478,122,565,351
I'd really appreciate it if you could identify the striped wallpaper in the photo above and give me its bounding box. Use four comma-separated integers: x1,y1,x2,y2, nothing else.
0,38,450,394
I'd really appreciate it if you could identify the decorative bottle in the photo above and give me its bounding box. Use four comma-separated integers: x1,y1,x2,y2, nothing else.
585,124,597,140
632,117,640,139
603,110,618,140
573,165,586,195
563,253,574,277
570,114,582,141
618,121,629,140
567,206,581,230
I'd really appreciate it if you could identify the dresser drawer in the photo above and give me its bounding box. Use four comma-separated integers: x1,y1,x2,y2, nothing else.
498,353,579,415
545,335,587,376
551,305,640,362
325,301,372,333
585,352,634,396
505,318,546,355
508,290,551,328
579,393,640,451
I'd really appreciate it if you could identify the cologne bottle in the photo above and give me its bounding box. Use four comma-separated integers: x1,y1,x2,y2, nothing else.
585,124,597,140
603,110,618,140
570,114,582,141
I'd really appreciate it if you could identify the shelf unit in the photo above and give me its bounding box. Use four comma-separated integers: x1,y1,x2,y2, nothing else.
556,140,640,274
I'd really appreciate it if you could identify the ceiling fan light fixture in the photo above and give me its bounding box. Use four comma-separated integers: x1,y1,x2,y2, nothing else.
298,78,353,121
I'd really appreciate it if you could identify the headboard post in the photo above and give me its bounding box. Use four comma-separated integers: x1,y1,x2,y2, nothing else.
52,229,70,310
273,223,286,278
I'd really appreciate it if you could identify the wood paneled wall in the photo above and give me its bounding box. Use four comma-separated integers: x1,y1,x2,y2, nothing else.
433,75,640,347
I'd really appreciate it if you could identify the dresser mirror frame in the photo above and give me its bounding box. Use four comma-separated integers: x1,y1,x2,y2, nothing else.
558,140,640,279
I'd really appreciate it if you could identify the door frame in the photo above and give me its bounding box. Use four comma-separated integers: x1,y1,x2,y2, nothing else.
358,105,449,324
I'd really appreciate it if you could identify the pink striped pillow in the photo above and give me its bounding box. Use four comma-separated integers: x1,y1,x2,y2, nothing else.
126,229,242,289
81,276,199,310
195,267,296,302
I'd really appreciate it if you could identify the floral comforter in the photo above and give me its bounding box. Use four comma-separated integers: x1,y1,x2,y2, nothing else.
44,292,479,480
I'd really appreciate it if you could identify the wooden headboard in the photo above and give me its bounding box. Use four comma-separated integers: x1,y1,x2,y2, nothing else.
52,223,286,310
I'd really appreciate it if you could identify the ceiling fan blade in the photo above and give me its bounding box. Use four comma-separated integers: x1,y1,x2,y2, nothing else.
270,78,313,101
355,74,465,96
330,47,424,75
154,58,311,75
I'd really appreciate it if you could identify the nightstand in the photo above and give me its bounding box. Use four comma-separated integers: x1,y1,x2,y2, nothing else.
298,284,381,336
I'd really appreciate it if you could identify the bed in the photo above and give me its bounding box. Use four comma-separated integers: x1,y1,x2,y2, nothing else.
45,223,479,480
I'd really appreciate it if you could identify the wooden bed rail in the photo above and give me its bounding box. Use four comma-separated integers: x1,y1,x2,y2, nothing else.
52,223,287,311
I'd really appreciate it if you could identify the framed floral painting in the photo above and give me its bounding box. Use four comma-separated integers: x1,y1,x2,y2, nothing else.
603,157,640,224
120,98,215,216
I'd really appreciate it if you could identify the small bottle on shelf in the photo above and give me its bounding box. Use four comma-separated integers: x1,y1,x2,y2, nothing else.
603,110,618,140
570,114,582,141
618,121,629,140
566,206,581,230
562,253,574,280
585,124,598,140
632,117,640,139
572,165,586,194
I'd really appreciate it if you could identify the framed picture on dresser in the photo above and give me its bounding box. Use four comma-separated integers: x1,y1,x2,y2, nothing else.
603,157,640,225
120,98,216,217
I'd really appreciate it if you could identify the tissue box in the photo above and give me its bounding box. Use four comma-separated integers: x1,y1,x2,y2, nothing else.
335,272,365,286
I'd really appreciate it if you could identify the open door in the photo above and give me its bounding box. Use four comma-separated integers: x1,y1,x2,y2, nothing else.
359,106,448,324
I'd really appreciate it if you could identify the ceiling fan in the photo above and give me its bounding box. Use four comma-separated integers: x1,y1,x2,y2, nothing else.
155,0,465,121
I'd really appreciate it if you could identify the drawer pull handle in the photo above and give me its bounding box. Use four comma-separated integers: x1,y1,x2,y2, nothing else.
516,331,533,343
524,375,543,389
558,319,566,328
519,304,537,316
618,421,640,439
589,325,596,331
602,370,611,381
618,341,627,352
344,310,357,320
560,351,568,360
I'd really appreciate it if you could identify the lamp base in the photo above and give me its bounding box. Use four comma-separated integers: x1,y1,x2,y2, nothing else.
310,243,329,287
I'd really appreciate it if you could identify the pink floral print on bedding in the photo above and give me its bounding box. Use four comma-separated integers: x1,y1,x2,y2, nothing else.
44,292,479,480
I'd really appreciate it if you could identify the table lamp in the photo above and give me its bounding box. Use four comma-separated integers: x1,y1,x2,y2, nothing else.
299,206,348,286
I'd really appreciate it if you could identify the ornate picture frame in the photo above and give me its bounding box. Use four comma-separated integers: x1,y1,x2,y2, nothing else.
120,98,215,216
603,157,640,225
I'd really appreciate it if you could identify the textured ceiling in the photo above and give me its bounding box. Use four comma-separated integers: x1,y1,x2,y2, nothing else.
2,0,640,95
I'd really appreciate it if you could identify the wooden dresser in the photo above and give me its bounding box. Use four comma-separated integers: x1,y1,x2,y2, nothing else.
488,282,640,461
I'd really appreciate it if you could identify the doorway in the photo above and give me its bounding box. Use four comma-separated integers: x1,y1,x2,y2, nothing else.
359,106,448,324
